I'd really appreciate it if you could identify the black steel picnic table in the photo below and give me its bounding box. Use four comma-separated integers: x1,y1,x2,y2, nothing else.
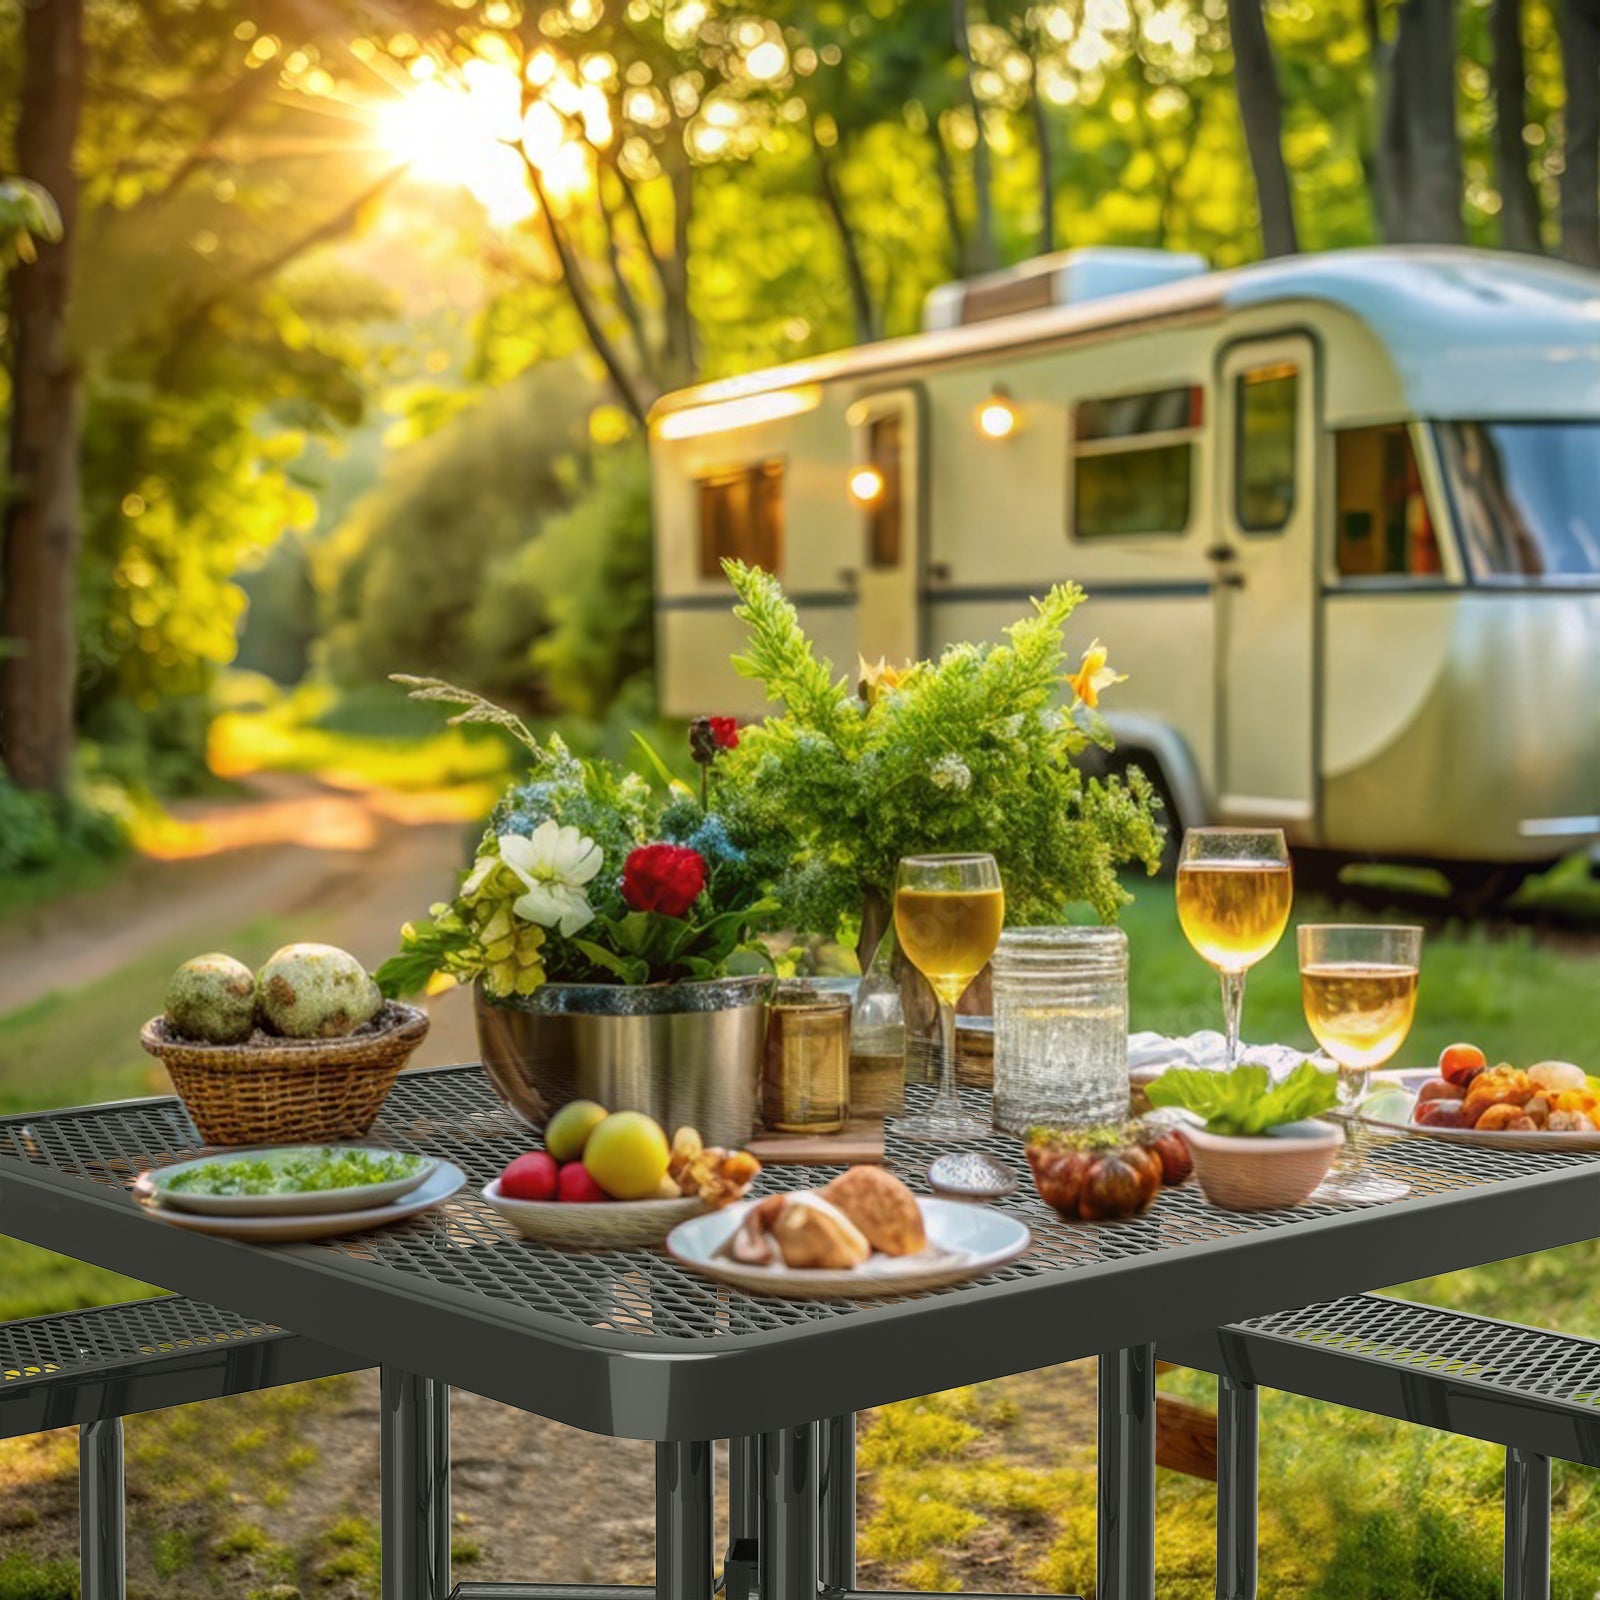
3,1063,1600,1600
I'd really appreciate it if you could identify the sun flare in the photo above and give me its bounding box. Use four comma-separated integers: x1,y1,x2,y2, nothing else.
375,58,590,224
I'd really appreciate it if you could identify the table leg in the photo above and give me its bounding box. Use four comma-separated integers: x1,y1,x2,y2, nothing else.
725,1437,761,1600
380,1367,451,1600
1097,1345,1156,1600
819,1414,856,1593
1504,1448,1551,1600
80,1418,125,1600
657,1441,715,1600
1215,1377,1258,1600
760,1423,819,1600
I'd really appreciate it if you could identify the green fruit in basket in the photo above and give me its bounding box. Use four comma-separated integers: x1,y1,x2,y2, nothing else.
545,1099,608,1163
165,953,257,1044
256,943,382,1039
582,1111,671,1200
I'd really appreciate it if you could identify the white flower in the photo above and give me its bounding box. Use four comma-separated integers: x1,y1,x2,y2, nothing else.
497,820,603,936
929,753,972,793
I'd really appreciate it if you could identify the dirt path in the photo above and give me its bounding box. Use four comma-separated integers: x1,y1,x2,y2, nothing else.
0,771,480,1066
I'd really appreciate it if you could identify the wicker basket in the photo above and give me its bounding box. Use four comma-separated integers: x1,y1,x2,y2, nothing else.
140,1002,430,1146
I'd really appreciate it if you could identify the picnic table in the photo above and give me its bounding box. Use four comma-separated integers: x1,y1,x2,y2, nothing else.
4,1064,1600,1600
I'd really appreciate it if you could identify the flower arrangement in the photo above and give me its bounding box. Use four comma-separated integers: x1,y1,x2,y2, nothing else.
375,683,778,999
714,562,1164,937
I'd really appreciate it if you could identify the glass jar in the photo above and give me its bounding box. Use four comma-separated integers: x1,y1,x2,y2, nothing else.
991,927,1129,1135
761,981,851,1133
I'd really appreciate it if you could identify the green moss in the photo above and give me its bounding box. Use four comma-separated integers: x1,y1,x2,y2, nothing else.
151,1525,193,1578
0,1552,77,1600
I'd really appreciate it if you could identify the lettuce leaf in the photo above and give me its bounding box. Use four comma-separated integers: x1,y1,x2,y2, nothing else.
1146,1061,1337,1136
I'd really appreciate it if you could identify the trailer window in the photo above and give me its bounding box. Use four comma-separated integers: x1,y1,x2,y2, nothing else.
1235,363,1298,533
1071,384,1199,538
698,462,783,579
865,414,904,569
1334,426,1441,578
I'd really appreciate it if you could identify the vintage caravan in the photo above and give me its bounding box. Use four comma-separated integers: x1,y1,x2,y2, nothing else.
649,247,1600,887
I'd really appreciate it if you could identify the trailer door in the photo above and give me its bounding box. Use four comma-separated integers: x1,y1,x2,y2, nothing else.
847,388,924,665
1214,336,1319,837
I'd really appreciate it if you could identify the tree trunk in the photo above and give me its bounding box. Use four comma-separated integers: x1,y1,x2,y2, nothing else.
1561,0,1600,265
1378,0,1464,243
661,151,698,384
817,149,877,343
1227,0,1299,256
928,120,967,278
1491,0,1543,250
1029,69,1056,255
1,0,86,796
951,0,998,273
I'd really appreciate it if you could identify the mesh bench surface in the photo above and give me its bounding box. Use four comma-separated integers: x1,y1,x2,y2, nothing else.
0,1294,361,1439
1163,1293,1600,1467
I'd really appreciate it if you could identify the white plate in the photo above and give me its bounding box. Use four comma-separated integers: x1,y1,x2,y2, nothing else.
140,1147,438,1216
1360,1071,1600,1152
666,1195,1031,1298
135,1162,466,1242
481,1180,709,1248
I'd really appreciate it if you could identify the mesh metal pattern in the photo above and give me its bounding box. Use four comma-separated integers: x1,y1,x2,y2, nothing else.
1235,1295,1600,1410
4,1066,1599,1345
0,1295,285,1389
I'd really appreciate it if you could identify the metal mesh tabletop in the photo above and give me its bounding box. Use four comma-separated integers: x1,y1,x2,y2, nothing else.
4,1065,1600,1439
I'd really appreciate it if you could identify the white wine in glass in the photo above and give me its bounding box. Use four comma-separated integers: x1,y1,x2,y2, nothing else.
894,854,1004,1142
1299,923,1422,1204
1175,828,1292,1066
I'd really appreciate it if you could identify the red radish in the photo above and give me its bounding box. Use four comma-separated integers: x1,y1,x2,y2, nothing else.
500,1151,559,1202
558,1162,609,1203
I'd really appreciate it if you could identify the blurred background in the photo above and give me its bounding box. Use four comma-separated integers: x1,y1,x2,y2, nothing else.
4,1,1600,1595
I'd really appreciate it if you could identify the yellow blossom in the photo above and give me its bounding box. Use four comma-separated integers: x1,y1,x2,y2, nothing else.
1065,640,1126,708
858,655,919,705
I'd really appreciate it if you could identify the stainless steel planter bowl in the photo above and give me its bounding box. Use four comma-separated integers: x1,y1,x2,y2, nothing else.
474,976,772,1149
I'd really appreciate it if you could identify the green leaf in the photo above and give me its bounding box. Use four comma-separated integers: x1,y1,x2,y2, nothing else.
1146,1061,1336,1135
631,730,682,791
571,939,648,985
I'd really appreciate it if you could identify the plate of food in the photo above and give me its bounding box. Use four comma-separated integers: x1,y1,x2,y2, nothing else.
140,1146,438,1216
134,1160,466,1242
480,1111,761,1248
666,1167,1031,1297
1359,1044,1600,1151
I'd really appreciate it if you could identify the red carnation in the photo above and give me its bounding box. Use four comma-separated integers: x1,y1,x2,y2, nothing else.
708,716,740,751
622,844,708,918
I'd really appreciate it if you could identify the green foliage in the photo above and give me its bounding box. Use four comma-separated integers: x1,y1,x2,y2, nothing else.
0,762,125,880
1147,1060,1337,1134
317,365,593,694
489,444,656,720
0,177,61,266
718,564,1164,934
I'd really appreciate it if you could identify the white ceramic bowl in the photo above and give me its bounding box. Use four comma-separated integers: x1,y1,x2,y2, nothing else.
481,1179,708,1248
1179,1119,1343,1211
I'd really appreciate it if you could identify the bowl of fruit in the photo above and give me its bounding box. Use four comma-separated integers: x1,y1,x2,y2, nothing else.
483,1100,761,1248
1361,1043,1600,1150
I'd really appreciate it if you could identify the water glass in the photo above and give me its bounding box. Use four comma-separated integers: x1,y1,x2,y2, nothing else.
992,927,1129,1135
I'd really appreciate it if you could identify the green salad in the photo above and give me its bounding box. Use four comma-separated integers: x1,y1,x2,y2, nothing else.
160,1148,427,1197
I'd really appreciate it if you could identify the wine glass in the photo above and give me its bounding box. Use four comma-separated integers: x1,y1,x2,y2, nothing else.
1299,923,1422,1204
893,853,1004,1142
1175,828,1293,1067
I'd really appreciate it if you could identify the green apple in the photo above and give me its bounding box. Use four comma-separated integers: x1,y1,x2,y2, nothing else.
545,1099,609,1163
583,1111,671,1200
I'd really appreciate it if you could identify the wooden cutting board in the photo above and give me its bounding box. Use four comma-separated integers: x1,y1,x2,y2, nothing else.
749,1118,886,1167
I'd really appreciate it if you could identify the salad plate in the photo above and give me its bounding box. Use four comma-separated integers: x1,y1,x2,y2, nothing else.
666,1196,1030,1298
134,1161,466,1242
140,1146,438,1216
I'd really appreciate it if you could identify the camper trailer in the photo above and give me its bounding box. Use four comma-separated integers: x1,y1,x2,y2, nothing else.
649,247,1600,886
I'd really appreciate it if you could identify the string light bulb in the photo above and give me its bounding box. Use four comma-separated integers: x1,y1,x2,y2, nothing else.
847,464,886,505
976,388,1019,440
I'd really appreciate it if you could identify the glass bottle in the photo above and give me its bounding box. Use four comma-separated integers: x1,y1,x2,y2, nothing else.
761,981,850,1133
991,927,1129,1135
849,925,906,1118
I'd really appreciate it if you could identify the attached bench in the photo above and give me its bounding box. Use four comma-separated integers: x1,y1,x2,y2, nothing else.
1164,1293,1600,1600
0,1295,361,1599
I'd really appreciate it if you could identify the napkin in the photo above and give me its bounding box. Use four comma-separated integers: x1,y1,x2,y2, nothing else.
1128,1030,1330,1084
